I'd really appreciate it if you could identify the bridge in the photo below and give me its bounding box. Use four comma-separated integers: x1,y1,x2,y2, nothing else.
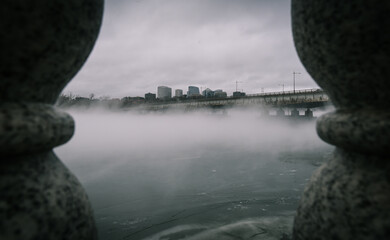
142,88,330,115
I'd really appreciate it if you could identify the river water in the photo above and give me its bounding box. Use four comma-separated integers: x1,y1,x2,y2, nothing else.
55,109,332,240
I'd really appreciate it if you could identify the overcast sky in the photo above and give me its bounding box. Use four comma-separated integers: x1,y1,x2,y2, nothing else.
63,0,318,98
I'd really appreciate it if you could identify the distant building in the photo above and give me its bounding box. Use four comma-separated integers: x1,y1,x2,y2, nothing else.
214,91,227,98
187,86,200,97
145,92,156,101
175,89,183,97
202,88,214,98
131,97,145,103
233,91,246,97
157,86,172,100
121,96,145,107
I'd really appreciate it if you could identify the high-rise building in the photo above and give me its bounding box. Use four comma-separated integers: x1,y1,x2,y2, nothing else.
233,91,246,97
157,86,172,100
214,89,227,98
187,86,200,97
202,88,214,98
145,92,156,101
175,89,183,97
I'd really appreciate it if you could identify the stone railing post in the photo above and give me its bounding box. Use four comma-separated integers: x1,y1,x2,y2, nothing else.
292,1,390,239
0,1,103,239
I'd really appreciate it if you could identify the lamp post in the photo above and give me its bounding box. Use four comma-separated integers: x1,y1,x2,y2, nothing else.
279,83,285,93
293,71,301,94
235,81,242,92
279,84,285,102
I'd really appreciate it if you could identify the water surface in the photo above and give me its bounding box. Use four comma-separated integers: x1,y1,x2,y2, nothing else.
55,109,332,240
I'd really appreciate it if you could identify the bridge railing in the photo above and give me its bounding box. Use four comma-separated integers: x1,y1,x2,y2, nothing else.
246,88,324,97
144,88,327,106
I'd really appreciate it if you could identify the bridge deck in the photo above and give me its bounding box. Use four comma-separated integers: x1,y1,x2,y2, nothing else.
143,88,330,110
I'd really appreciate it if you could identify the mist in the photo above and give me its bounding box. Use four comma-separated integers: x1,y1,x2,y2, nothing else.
55,109,332,240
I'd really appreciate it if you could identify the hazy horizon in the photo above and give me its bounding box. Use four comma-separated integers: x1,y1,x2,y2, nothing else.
63,0,318,99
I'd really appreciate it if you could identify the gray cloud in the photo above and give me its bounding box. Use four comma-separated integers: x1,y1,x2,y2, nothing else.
64,0,318,98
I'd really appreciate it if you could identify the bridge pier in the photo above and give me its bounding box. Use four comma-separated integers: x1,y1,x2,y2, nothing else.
291,108,299,117
292,1,390,239
304,108,313,118
276,108,285,117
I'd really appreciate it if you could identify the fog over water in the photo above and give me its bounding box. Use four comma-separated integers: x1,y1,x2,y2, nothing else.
55,109,332,240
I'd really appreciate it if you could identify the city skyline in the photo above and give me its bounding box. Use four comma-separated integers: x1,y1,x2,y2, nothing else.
62,82,322,100
62,0,318,98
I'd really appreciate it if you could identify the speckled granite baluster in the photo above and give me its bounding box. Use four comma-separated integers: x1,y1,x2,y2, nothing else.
0,1,103,239
291,1,390,239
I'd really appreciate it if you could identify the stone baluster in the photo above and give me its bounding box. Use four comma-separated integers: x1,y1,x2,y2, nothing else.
291,1,390,239
0,1,103,239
